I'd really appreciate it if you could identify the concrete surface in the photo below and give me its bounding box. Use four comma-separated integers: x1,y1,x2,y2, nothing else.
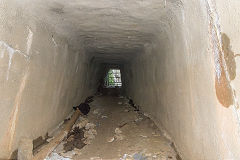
47,96,179,160
0,0,240,159
0,0,101,157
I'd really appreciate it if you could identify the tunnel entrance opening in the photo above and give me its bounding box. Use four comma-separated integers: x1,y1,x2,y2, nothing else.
104,69,122,88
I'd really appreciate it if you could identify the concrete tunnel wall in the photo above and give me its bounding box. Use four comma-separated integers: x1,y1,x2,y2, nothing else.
0,1,102,157
123,1,240,159
1,0,240,159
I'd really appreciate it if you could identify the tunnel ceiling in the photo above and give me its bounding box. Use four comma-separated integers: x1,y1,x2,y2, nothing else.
24,0,178,63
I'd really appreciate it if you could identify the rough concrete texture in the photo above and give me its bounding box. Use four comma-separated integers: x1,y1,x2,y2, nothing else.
0,0,101,158
123,1,240,159
1,0,240,159
18,138,33,160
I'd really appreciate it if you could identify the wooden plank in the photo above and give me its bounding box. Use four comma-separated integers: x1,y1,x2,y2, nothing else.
32,109,81,160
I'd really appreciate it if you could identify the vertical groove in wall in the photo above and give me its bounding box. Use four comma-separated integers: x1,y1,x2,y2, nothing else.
4,66,30,158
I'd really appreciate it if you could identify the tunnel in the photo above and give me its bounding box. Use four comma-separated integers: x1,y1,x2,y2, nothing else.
1,0,240,159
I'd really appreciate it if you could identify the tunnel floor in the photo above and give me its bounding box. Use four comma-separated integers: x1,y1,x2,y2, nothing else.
46,95,178,160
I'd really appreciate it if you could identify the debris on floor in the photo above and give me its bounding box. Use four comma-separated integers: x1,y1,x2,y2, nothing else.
46,95,180,160
134,116,143,123
114,127,124,141
120,154,131,160
107,136,115,143
73,102,90,115
61,121,98,152
60,148,81,158
45,153,71,160
93,109,100,115
139,135,148,138
83,123,97,144
118,121,128,128
143,113,150,118
120,153,148,160
73,96,94,115
73,117,89,129
85,122,96,130
63,127,85,152
132,152,148,160
33,136,49,154
127,98,139,111
90,156,102,160
46,136,54,143
85,96,94,104
101,115,108,118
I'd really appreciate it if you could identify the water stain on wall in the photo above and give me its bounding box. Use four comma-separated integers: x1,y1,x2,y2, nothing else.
0,41,28,80
215,33,236,108
221,33,236,81
215,71,233,108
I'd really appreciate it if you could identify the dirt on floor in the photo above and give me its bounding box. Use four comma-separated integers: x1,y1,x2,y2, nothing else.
45,95,179,160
